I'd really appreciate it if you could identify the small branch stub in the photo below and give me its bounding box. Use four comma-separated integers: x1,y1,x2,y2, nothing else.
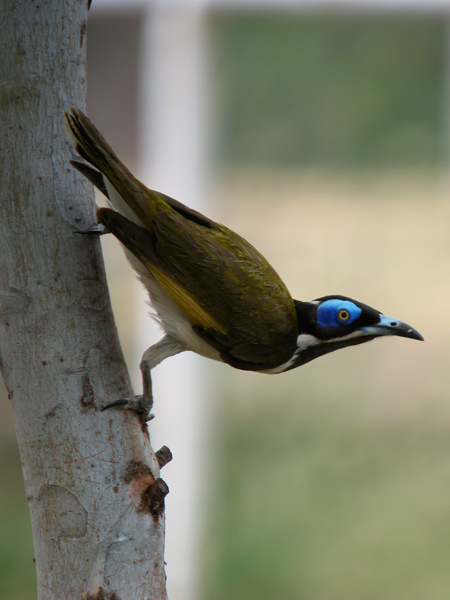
155,446,173,469
146,478,170,519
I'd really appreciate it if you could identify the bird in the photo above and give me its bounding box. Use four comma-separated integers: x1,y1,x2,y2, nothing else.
65,108,423,420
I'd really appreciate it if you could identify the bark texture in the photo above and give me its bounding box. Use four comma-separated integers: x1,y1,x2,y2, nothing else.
0,2,168,598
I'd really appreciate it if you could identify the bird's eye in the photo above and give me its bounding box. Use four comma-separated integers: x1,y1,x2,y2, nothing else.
316,299,361,327
338,309,351,322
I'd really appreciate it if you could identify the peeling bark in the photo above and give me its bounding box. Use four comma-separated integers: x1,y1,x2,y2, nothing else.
0,1,168,598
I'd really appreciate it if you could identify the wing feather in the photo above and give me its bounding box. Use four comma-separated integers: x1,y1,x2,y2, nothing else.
97,202,298,369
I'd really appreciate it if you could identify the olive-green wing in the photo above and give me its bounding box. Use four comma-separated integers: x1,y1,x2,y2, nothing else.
98,207,298,370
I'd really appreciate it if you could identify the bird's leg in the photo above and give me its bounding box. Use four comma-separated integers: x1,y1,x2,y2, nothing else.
102,335,186,421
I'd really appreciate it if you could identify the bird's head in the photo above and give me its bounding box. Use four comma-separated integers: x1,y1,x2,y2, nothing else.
278,295,423,372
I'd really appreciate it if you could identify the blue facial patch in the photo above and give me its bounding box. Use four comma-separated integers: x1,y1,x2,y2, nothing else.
316,299,362,328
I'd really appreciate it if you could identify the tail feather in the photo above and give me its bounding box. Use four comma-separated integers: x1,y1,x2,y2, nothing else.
65,107,217,232
64,107,155,228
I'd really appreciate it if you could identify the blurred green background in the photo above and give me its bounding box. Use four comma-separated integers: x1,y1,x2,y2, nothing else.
1,11,450,600
216,15,445,168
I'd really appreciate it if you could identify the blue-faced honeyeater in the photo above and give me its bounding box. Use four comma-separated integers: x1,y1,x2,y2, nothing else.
65,108,423,420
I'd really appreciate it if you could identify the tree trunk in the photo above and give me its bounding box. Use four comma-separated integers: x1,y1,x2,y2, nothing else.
0,1,168,598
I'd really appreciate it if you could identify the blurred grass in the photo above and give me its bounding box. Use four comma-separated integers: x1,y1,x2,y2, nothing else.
215,15,444,167
206,403,450,600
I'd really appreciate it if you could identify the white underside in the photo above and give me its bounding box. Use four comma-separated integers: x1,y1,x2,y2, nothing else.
104,179,223,362
134,258,223,363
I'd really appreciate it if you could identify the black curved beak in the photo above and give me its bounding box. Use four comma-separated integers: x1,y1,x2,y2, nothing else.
368,314,424,341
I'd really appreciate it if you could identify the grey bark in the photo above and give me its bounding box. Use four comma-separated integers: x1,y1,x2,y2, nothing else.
0,1,168,599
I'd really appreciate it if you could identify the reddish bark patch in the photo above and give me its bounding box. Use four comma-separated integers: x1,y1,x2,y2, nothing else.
123,460,154,486
123,460,169,517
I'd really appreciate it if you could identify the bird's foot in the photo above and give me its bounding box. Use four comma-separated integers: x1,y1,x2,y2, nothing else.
74,224,109,235
101,394,154,421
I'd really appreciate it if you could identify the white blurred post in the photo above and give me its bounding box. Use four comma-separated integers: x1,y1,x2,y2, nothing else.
137,4,210,600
